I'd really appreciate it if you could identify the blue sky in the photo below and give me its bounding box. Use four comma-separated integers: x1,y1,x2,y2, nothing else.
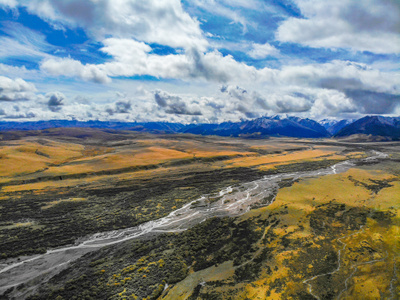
0,0,399,123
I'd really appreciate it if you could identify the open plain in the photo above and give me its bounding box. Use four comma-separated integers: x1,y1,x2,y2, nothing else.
0,128,398,299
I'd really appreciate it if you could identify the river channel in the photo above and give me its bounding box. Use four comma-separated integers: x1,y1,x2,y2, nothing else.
0,150,388,297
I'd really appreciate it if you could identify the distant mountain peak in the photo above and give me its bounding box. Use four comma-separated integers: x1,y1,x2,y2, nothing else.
319,119,354,135
335,115,400,139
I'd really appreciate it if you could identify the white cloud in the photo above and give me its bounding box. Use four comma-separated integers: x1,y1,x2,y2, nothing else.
10,0,207,50
248,42,279,59
1,0,399,121
0,76,37,101
0,0,17,7
299,88,357,117
38,44,400,118
40,57,111,84
279,60,400,95
276,0,400,53
41,39,265,84
0,77,397,123
0,63,41,79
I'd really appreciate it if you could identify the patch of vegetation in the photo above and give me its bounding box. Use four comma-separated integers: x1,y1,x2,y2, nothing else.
27,215,267,300
2,132,399,300
0,168,260,258
25,193,398,300
0,133,358,259
347,176,396,194
269,159,343,174
309,202,369,235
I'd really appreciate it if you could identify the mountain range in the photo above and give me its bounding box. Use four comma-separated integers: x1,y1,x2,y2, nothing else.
1,115,400,140
182,115,330,138
335,116,400,139
319,119,354,135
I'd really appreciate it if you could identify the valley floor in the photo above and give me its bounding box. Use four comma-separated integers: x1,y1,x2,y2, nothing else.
0,129,398,299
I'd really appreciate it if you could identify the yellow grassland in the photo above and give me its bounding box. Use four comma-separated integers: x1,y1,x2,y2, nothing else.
0,138,368,198
165,166,399,299
256,169,398,299
1,140,251,180
249,143,306,151
37,147,192,176
0,140,84,177
0,137,319,195
0,158,226,194
225,148,345,169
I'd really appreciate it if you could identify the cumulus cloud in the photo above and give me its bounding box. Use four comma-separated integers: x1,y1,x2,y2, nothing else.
274,94,313,113
40,57,111,84
0,76,37,101
344,90,400,114
218,79,399,119
41,39,264,84
219,85,269,118
218,84,347,118
279,61,399,95
311,89,357,117
274,61,400,116
46,91,65,112
1,0,399,120
44,38,400,112
6,57,400,120
220,85,248,100
0,79,394,123
276,0,400,53
6,0,207,50
115,101,131,113
2,112,36,119
154,90,202,115
248,42,279,59
106,100,132,115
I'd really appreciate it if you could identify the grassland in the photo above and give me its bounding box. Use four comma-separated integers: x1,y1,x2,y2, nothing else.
1,128,398,300
0,129,361,259
24,154,399,300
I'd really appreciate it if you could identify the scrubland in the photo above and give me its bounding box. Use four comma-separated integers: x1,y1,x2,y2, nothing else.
0,128,398,299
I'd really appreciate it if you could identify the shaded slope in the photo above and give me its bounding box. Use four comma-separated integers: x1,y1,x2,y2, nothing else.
0,120,185,134
336,116,400,139
183,116,331,138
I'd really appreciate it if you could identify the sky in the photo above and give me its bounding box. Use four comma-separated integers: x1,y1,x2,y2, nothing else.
0,0,399,123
